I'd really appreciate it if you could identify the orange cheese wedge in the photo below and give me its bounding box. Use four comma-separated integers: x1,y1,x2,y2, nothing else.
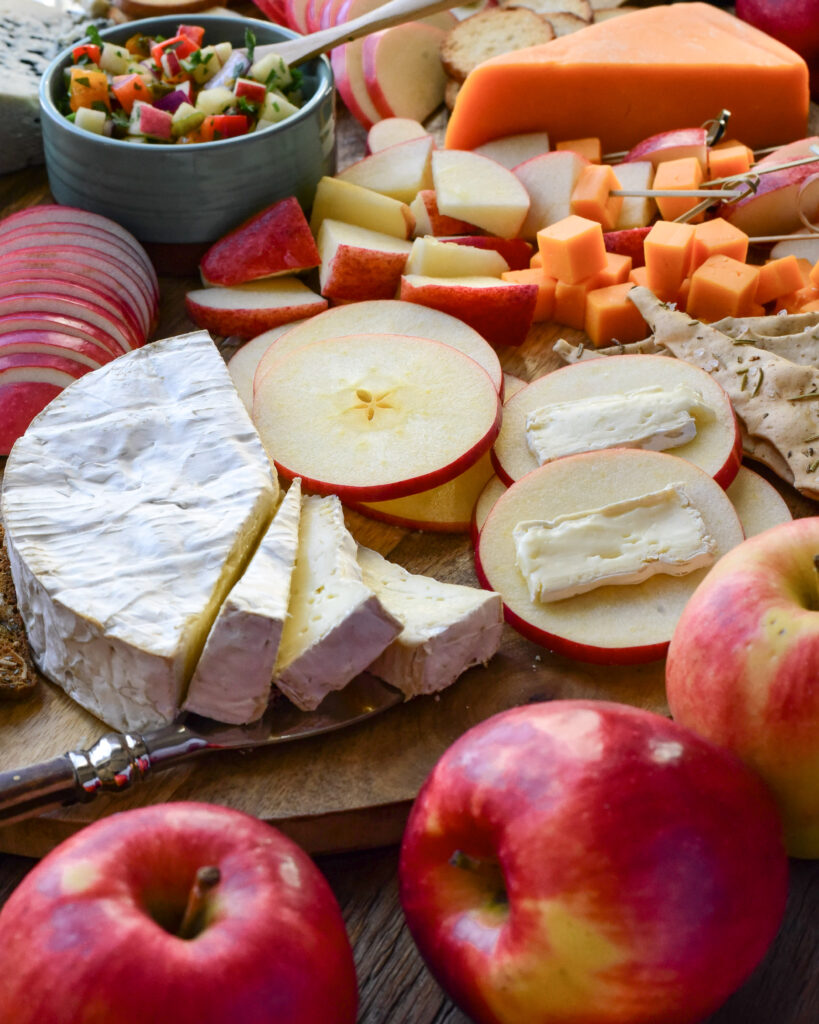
445,3,808,153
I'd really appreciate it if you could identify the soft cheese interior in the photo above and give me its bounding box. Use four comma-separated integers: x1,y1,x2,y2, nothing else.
1,333,278,732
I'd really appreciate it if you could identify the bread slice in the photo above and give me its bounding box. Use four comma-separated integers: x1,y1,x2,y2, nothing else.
501,0,591,20
440,8,555,83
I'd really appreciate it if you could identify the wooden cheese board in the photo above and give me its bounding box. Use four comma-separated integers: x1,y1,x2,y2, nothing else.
0,110,816,861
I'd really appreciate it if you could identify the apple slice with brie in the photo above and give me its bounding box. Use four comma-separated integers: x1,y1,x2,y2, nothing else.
476,448,744,664
493,354,741,489
253,332,501,502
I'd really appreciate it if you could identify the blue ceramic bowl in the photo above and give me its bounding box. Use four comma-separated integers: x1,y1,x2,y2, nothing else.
39,14,335,245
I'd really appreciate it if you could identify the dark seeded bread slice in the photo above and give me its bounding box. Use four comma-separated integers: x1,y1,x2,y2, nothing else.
440,7,555,83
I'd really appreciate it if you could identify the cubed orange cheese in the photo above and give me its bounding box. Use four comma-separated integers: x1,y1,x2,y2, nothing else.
530,251,543,268
677,276,691,311
501,268,556,321
653,156,705,223
556,137,602,163
587,252,633,289
809,259,819,290
570,164,623,231
799,298,819,312
554,279,588,329
687,254,760,321
690,218,750,272
445,3,808,153
707,141,753,180
629,265,650,288
537,215,607,284
775,285,819,313
644,220,696,302
585,283,648,347
796,258,814,285
757,255,806,304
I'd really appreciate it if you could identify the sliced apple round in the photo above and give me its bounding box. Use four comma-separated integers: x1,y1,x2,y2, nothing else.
726,465,793,537
361,22,446,123
0,292,137,352
476,448,744,664
0,329,116,369
0,312,126,356
471,473,507,546
493,354,741,489
253,299,503,395
227,323,304,413
252,332,501,502
367,117,430,153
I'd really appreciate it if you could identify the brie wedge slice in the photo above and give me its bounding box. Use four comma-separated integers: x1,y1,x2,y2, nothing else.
272,494,401,711
1,332,278,732
525,384,714,465
514,484,716,603
357,545,503,698
184,479,302,724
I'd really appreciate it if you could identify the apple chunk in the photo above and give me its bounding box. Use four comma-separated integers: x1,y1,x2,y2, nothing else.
405,236,509,277
336,135,435,203
367,117,430,153
476,448,744,663
309,176,415,239
623,127,708,170
185,279,327,339
492,354,741,489
473,131,551,170
514,150,587,239
362,22,446,123
409,190,483,238
316,219,412,301
252,333,501,502
726,465,792,536
432,150,530,238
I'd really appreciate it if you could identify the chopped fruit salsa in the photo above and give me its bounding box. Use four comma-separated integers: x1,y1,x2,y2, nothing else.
60,25,304,144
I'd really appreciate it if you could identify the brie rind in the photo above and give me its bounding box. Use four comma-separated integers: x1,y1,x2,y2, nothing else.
183,479,302,724
525,384,714,465
514,484,716,603
272,494,401,711
356,545,503,698
0,332,278,732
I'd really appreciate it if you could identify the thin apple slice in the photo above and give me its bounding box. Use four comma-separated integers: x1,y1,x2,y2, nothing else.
336,135,435,203
362,23,446,123
199,197,320,287
400,274,537,347
623,128,708,171
514,150,588,239
0,330,116,369
0,292,137,352
471,472,507,545
285,0,312,31
316,219,412,301
252,333,501,502
432,150,530,238
0,312,126,357
367,117,430,153
473,132,551,170
185,279,327,339
309,176,415,239
228,323,304,413
727,465,793,537
332,40,383,129
493,354,741,488
405,236,509,277
476,448,744,664
253,298,503,394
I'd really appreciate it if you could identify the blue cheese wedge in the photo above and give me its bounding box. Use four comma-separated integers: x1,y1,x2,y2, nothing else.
514,484,716,603
272,494,401,711
0,332,278,732
183,479,302,724
525,384,714,465
356,545,503,698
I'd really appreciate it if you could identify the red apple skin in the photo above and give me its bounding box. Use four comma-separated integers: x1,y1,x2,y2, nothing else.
200,198,321,287
399,700,788,1024
604,227,651,268
0,380,63,455
666,516,819,859
184,293,328,339
444,235,533,271
0,802,357,1024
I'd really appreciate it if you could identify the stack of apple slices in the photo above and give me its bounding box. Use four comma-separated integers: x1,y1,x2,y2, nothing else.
0,205,159,454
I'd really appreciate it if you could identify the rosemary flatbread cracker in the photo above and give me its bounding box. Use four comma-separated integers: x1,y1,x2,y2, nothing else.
629,287,819,500
712,311,819,339
554,336,661,363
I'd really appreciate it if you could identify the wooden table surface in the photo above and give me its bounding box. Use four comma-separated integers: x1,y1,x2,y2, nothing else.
0,120,817,1021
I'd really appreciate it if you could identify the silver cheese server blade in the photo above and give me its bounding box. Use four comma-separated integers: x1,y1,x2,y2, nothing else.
0,673,402,827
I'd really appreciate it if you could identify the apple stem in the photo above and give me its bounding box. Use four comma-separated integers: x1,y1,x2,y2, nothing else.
178,865,221,940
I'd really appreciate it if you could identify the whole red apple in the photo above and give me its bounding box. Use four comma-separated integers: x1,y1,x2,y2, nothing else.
399,700,788,1024
666,517,819,859
0,802,357,1024
736,0,819,95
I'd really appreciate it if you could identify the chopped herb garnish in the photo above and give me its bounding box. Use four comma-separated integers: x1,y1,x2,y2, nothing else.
788,392,819,401
236,96,258,116
807,461,819,474
86,24,103,48
751,369,764,397
245,28,257,63
75,76,91,87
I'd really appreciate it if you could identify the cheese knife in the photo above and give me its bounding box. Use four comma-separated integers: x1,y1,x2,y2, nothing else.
0,673,402,827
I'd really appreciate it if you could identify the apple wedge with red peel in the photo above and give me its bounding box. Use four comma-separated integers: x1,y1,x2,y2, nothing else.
317,219,412,301
310,176,415,239
514,150,588,239
367,117,430,153
336,135,435,203
492,355,741,488
409,191,483,238
199,197,320,287
432,150,530,239
186,280,327,339
623,127,708,171
726,465,793,537
332,41,382,129
361,23,446,123
604,226,651,267
400,274,537,348
351,449,495,533
443,235,533,271
0,292,137,352
473,132,551,170
253,299,503,395
0,330,116,369
476,448,744,663
252,333,501,502
405,236,509,277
